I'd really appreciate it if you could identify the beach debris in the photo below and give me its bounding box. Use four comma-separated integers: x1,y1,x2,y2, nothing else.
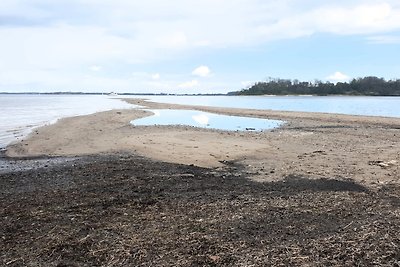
368,160,398,169
298,150,327,159
208,255,221,263
2,154,400,266
312,150,327,155
218,160,235,166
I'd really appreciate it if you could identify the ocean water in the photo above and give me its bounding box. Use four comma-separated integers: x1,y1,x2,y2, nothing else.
0,95,134,148
142,95,400,118
131,109,284,131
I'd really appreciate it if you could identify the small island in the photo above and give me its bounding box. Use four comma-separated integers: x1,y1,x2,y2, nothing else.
229,76,400,96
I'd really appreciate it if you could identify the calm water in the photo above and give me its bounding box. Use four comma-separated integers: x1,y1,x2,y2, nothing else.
132,109,284,131
143,95,400,118
0,95,134,148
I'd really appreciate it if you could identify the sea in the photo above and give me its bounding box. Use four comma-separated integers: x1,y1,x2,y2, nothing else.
0,95,134,149
1,94,399,149
143,95,400,118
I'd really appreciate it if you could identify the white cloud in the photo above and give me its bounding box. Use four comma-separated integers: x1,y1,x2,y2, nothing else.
0,69,133,92
192,66,211,77
178,80,199,89
131,72,148,77
159,31,188,48
311,3,400,35
241,81,255,88
131,72,161,81
367,35,400,44
89,65,101,71
152,73,160,80
0,24,155,71
255,2,400,41
194,40,211,47
326,72,350,82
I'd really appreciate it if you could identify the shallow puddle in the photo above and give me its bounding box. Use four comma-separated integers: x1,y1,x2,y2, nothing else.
131,109,284,131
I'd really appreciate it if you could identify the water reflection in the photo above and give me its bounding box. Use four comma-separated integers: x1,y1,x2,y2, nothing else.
192,114,209,126
131,109,284,131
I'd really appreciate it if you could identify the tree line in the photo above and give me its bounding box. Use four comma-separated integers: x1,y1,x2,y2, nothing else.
229,77,400,96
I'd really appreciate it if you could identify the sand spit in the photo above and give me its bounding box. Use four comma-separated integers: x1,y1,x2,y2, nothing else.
5,98,400,185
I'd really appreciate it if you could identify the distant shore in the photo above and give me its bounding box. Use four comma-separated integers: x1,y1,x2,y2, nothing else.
2,91,400,96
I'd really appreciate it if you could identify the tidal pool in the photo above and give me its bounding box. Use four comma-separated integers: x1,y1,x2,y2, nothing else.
131,109,284,131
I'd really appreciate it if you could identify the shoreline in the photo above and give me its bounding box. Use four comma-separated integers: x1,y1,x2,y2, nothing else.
4,98,400,185
2,99,400,266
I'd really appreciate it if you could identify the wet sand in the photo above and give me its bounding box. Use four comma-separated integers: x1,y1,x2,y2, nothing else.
1,99,400,266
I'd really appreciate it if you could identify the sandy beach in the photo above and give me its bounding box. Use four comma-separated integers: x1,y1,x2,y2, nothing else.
6,98,400,185
1,99,400,266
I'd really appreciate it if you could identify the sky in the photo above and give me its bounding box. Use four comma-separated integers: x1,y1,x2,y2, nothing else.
1,0,400,94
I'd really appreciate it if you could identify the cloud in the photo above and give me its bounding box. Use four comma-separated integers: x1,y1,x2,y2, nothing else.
192,66,211,77
326,71,350,82
89,65,101,71
178,80,199,89
132,72,161,81
0,68,133,92
241,81,255,88
152,73,160,80
367,35,400,44
311,3,400,35
159,31,188,48
255,2,400,41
